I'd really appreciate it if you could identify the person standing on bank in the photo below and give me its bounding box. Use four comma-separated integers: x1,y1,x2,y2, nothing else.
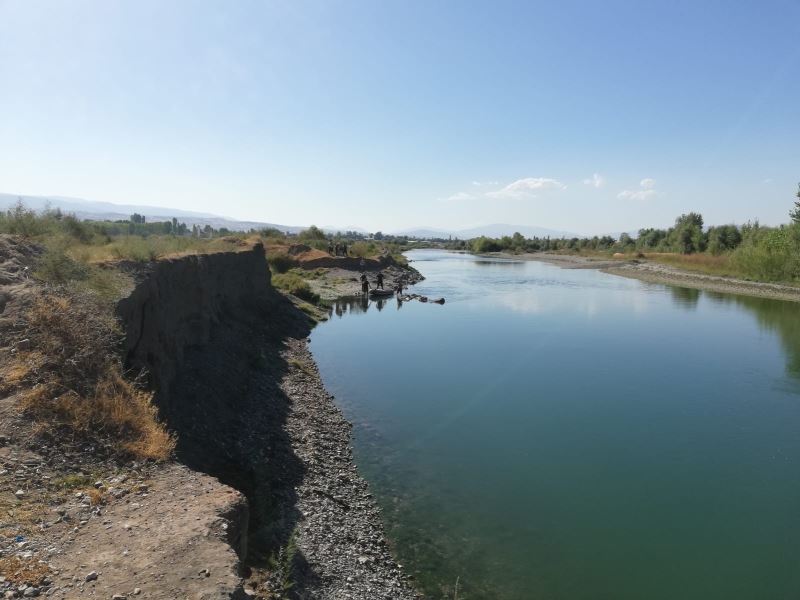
376,271,384,290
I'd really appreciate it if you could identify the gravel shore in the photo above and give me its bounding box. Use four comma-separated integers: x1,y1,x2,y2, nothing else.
261,336,420,599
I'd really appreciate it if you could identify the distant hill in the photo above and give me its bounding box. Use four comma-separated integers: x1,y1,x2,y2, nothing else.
0,193,309,234
394,223,581,240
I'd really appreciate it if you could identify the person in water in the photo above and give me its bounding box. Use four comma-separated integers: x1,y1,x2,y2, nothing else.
376,271,384,290
360,272,369,295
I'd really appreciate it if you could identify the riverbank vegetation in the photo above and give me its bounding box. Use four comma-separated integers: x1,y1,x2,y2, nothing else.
444,187,800,285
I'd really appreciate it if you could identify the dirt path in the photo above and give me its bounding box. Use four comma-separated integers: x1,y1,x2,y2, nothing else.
47,465,248,599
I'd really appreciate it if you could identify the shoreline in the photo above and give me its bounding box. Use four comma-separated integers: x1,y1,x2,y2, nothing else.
482,251,800,303
266,335,421,599
0,238,422,599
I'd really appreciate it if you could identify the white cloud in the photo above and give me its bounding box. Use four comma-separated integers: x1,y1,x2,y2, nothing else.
617,189,657,201
583,173,606,188
486,177,566,199
618,177,658,201
471,180,499,186
440,191,475,202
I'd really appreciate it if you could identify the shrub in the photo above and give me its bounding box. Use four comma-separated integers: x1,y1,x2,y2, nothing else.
730,225,800,282
34,243,90,284
108,236,160,262
272,272,320,304
11,294,175,461
0,201,56,236
267,252,294,274
349,241,376,257
297,225,328,241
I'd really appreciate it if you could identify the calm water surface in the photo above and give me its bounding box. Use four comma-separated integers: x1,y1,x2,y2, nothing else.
309,250,800,600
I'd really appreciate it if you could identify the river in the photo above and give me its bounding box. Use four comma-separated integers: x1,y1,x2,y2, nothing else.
309,249,800,600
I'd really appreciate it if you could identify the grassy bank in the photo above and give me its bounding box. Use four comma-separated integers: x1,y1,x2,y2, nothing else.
450,208,800,286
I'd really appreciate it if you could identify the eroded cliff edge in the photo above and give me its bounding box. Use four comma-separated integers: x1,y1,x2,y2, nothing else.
115,243,419,599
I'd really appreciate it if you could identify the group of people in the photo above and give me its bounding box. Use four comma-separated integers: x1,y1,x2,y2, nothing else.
328,241,349,256
359,271,404,296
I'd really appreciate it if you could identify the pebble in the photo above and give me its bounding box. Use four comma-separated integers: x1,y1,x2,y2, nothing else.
84,571,98,582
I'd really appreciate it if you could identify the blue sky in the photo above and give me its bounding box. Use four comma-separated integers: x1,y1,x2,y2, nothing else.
1,0,798,234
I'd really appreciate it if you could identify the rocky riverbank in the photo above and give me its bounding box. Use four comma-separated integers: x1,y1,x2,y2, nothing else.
305,264,424,304
0,236,422,599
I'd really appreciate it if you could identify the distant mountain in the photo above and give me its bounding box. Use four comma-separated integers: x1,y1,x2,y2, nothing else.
393,227,453,239
394,223,581,240
0,193,310,234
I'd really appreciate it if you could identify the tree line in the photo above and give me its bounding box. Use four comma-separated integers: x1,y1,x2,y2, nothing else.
443,185,800,283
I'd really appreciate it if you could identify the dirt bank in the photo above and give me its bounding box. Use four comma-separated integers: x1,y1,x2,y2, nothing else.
1,237,420,599
485,251,800,303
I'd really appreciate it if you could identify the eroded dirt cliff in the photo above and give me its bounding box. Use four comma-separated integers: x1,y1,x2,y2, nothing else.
2,238,418,599
115,243,418,598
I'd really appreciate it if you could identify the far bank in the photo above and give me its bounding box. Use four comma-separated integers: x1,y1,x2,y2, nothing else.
479,251,800,303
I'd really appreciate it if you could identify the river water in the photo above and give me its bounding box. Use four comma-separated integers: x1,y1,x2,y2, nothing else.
309,249,800,600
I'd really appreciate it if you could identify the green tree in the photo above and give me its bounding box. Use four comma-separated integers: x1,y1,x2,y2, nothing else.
298,225,328,241
671,213,704,253
790,182,800,224
707,224,742,255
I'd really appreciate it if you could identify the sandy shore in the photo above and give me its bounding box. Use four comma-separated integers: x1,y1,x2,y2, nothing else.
485,252,800,303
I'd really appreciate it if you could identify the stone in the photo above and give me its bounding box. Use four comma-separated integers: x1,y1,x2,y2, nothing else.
132,589,141,596
111,595,127,600
14,490,24,498
84,571,98,582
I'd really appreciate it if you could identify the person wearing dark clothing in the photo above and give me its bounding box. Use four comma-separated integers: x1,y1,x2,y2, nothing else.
360,272,369,294
376,271,384,289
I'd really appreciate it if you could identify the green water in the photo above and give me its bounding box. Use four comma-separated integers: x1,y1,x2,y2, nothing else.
309,250,800,600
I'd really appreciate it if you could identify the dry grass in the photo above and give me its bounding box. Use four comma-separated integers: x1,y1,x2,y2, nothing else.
86,488,106,506
0,556,51,585
644,252,737,277
288,357,315,376
8,294,175,461
65,234,257,264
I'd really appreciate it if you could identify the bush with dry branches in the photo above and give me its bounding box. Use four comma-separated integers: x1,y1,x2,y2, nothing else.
6,292,174,461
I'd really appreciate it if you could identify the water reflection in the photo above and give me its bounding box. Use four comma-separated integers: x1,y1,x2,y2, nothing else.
329,295,370,317
705,291,800,379
473,259,525,267
668,285,701,308
666,285,800,379
327,295,394,317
